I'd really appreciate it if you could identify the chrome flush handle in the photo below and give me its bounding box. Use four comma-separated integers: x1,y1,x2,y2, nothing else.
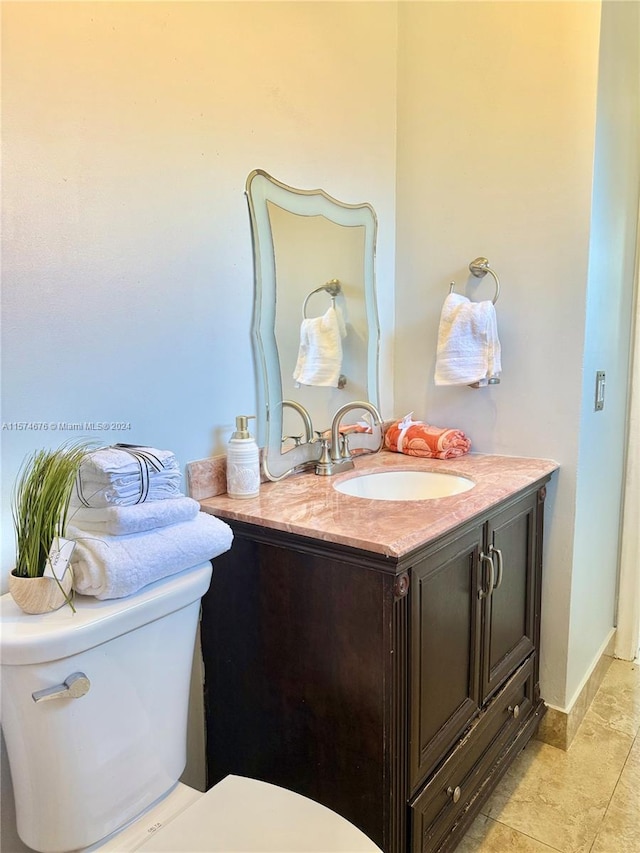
32,672,91,704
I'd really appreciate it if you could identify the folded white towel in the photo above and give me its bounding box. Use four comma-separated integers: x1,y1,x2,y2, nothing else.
74,445,182,507
434,293,502,386
68,497,200,536
80,445,179,476
68,512,233,599
293,304,347,387
72,478,183,508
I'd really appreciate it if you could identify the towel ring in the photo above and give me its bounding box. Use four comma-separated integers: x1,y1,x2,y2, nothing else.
302,279,341,319
448,258,500,305
468,257,500,305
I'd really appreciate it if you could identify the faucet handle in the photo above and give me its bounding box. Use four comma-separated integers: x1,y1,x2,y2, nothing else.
315,432,335,476
319,440,332,462
339,432,352,461
313,432,332,463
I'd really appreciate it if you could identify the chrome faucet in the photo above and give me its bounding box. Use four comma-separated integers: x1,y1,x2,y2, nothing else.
315,401,384,476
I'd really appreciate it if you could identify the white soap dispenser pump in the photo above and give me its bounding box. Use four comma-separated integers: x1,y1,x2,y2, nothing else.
226,415,260,499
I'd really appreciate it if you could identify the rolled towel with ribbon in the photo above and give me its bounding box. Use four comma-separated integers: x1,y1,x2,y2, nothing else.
384,413,471,459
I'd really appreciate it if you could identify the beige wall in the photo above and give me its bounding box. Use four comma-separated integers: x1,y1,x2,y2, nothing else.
1,4,397,850
395,0,601,708
1,0,398,574
395,0,639,710
2,1,639,849
570,0,640,699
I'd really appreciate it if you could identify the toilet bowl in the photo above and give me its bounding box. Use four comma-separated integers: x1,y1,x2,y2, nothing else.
0,563,381,853
90,775,380,852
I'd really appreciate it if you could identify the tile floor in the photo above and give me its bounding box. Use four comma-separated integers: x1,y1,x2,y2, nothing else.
457,658,640,853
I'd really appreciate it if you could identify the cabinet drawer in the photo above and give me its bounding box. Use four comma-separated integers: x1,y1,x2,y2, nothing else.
410,657,534,853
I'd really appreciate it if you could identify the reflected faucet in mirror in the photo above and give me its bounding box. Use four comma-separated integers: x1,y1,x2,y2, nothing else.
281,400,314,449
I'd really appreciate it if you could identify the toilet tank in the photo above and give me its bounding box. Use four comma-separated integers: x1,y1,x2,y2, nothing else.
0,562,213,853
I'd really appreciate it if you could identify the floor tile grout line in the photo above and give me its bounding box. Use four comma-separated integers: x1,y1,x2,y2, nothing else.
587,788,615,853
490,815,565,852
591,732,637,841
579,666,639,853
581,706,640,742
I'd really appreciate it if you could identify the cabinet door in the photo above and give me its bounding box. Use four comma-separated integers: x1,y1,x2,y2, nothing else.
410,525,483,793
481,492,538,703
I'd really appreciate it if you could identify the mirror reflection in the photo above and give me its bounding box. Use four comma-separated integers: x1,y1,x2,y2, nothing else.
269,203,370,434
246,170,380,481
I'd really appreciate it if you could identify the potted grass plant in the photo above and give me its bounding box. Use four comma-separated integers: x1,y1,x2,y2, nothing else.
9,441,93,614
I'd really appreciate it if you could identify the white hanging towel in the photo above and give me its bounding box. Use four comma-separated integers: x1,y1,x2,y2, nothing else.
434,293,502,386
293,304,346,387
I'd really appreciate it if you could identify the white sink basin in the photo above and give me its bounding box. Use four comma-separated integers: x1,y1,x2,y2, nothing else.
334,470,475,501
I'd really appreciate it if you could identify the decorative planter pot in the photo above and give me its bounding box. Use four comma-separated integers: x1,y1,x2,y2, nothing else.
9,569,73,615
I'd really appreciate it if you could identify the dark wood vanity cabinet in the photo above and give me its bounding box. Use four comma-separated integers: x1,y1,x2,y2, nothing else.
408,489,543,852
200,481,548,853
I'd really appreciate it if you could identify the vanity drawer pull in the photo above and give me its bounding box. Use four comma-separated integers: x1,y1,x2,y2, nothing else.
508,704,520,719
446,785,461,804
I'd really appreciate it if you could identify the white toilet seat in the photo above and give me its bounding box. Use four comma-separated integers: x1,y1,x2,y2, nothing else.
136,775,382,853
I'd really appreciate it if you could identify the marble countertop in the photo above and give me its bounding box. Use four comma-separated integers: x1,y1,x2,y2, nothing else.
199,451,558,560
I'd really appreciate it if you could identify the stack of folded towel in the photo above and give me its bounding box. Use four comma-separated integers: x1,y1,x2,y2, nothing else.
434,293,502,386
68,445,233,600
72,444,182,507
384,413,471,459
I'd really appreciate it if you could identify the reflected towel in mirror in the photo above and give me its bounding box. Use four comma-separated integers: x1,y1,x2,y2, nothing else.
293,304,346,387
435,293,502,386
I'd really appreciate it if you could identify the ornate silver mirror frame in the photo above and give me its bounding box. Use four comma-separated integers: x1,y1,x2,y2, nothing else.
246,170,380,481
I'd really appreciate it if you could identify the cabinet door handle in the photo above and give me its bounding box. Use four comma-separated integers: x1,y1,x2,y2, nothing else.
490,544,504,590
446,785,462,804
478,552,495,599
508,704,520,719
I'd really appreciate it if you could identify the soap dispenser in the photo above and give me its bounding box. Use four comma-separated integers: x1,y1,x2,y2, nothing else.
226,415,260,499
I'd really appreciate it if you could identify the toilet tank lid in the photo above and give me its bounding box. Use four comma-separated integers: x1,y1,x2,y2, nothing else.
0,562,212,666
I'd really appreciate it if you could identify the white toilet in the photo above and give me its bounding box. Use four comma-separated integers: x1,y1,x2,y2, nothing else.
1,562,381,853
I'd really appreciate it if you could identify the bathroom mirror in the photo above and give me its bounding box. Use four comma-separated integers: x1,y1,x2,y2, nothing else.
246,170,380,480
